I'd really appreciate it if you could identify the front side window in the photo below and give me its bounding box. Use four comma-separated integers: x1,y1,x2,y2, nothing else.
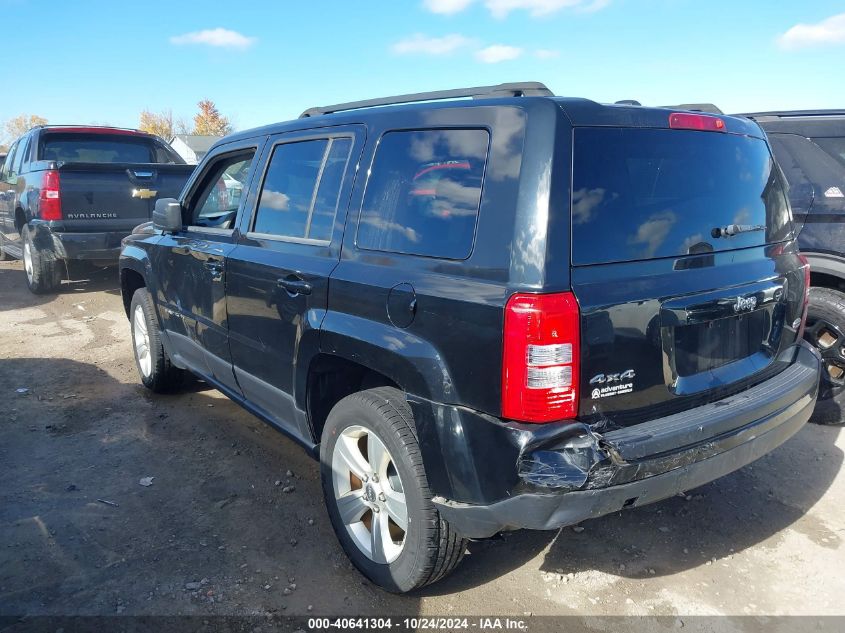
356,128,489,259
252,137,353,241
189,150,256,228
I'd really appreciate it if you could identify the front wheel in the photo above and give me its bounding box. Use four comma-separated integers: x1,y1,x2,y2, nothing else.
320,387,467,593
804,287,845,425
129,287,184,393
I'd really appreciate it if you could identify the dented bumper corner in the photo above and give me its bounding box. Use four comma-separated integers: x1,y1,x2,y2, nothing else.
423,342,819,539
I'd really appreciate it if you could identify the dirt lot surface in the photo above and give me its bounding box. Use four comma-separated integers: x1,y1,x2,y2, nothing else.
1,259,844,625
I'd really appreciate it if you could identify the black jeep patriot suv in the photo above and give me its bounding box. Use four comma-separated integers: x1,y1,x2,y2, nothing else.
119,83,820,592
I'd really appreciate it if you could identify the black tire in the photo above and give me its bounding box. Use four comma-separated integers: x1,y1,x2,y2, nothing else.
22,224,61,294
804,287,845,425
320,387,467,593
129,287,185,393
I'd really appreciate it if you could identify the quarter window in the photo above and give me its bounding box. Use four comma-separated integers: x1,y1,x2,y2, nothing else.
356,129,489,259
252,137,353,241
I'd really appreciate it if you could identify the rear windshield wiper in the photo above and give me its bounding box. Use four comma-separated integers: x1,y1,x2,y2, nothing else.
711,224,766,238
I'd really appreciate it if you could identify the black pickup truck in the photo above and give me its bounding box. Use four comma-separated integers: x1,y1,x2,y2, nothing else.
0,126,194,293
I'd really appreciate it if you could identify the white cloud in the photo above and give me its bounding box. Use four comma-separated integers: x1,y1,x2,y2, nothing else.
475,44,524,63
777,13,845,50
423,0,475,14
392,33,473,55
534,48,560,59
170,27,256,49
484,0,603,18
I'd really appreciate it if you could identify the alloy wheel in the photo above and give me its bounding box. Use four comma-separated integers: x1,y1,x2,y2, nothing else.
23,242,33,284
805,318,845,391
133,304,152,377
331,425,408,564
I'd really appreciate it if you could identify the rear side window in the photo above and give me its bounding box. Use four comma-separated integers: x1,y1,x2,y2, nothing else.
356,128,489,259
39,133,159,163
571,128,792,266
769,134,845,212
252,137,353,241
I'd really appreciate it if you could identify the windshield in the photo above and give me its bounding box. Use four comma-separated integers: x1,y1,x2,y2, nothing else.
39,133,180,164
571,128,793,266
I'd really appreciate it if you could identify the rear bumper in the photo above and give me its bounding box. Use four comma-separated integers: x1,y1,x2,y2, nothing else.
427,342,820,538
29,222,128,262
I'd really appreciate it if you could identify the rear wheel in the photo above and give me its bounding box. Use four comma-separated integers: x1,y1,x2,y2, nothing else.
22,224,61,294
804,287,845,425
320,387,467,592
130,287,184,392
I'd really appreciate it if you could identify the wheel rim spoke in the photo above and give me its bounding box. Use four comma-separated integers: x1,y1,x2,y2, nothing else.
367,432,390,477
336,490,367,525
335,435,369,480
383,488,408,531
370,508,389,564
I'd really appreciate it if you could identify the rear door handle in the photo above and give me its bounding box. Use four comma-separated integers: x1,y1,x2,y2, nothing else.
277,277,312,296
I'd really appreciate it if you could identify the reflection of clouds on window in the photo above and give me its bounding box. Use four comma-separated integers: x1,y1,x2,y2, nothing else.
628,210,676,258
359,215,420,243
572,187,614,225
426,178,483,216
679,233,704,253
260,190,290,211
733,207,750,224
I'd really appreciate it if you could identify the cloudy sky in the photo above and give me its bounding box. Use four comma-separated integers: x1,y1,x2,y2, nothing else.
1,0,843,133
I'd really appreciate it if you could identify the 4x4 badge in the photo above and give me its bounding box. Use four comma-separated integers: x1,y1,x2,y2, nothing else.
590,369,635,399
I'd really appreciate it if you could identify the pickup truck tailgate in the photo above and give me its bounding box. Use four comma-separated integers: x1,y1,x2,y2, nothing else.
57,163,193,231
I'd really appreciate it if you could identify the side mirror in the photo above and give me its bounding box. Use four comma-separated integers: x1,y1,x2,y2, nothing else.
153,198,183,233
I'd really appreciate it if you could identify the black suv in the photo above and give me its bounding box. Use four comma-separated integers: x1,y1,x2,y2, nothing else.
742,111,845,424
119,83,820,592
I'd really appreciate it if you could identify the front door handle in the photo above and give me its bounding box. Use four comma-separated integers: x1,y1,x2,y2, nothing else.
277,277,312,296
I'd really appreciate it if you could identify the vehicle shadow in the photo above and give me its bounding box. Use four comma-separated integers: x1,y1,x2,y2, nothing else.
0,262,119,313
422,423,843,594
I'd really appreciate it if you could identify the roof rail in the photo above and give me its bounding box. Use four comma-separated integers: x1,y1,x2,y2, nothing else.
740,109,845,119
299,82,553,118
33,124,147,134
662,103,724,114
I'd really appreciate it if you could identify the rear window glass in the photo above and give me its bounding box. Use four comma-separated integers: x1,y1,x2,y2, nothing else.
356,128,489,259
39,133,168,164
571,128,792,266
810,137,845,170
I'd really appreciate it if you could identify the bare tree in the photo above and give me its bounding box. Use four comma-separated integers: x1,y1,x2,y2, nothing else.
192,99,232,136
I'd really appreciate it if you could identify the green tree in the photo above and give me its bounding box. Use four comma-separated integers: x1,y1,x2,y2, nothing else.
192,99,232,136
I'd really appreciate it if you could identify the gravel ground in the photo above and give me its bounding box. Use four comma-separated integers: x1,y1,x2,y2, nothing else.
1,259,844,624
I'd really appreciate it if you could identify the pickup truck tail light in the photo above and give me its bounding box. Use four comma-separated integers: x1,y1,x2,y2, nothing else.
797,254,811,339
502,292,580,423
40,170,62,221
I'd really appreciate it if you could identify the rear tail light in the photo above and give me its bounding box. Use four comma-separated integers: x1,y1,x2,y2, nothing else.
797,254,811,339
502,292,580,423
39,170,62,221
669,112,726,132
